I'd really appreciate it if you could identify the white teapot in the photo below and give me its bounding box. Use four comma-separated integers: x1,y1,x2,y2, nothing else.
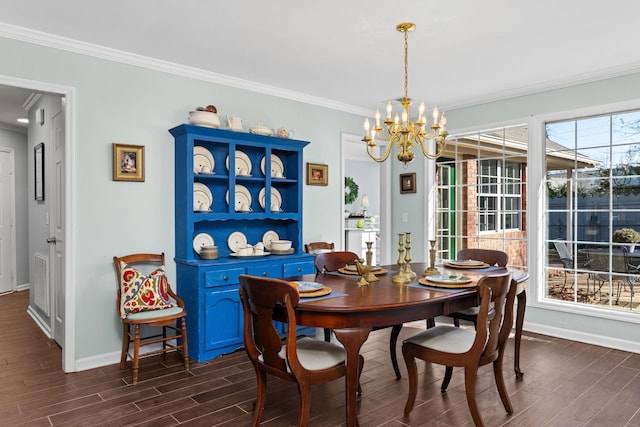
226,116,243,131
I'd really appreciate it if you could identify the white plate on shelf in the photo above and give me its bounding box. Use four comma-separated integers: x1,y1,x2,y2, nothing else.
260,154,285,178
225,185,251,211
225,150,252,176
193,146,214,174
262,230,279,250
258,187,283,211
227,231,248,252
230,252,271,257
193,233,215,254
193,182,213,211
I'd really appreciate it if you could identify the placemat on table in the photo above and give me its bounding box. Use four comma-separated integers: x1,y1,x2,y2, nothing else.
406,281,473,293
337,267,388,275
299,291,347,301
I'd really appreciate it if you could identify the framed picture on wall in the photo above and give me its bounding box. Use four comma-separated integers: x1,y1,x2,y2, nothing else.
400,172,416,194
306,163,328,186
34,142,44,201
113,143,145,182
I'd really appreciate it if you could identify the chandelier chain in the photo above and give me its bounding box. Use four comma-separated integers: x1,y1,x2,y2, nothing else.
404,29,409,100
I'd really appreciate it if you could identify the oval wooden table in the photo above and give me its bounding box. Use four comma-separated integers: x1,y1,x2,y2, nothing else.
284,262,528,427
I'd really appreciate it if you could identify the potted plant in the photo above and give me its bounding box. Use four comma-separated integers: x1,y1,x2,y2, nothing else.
612,227,640,252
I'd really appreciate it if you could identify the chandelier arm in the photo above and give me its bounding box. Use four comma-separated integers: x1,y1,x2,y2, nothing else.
367,137,395,163
417,138,445,160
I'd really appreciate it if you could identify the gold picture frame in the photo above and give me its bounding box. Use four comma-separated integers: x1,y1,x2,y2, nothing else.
113,143,145,182
400,172,416,194
306,163,328,186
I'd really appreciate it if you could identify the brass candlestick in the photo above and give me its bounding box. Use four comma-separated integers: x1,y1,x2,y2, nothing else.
423,239,439,276
363,241,379,282
355,258,370,286
403,232,417,280
393,233,410,284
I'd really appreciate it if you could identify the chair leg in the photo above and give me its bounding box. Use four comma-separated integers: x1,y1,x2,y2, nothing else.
180,317,190,373
514,290,526,379
453,318,461,327
296,382,312,427
357,354,365,396
120,323,130,369
493,357,513,414
402,345,419,414
252,368,267,427
463,366,484,427
132,325,141,385
323,328,331,342
389,324,403,379
441,366,453,393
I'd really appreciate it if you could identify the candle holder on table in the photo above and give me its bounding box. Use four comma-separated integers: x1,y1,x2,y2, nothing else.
403,232,417,280
423,240,439,276
392,233,410,284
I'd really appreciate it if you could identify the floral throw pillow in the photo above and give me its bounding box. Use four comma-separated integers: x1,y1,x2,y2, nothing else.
119,262,176,319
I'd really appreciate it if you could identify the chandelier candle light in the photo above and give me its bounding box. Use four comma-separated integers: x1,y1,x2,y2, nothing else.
362,23,450,165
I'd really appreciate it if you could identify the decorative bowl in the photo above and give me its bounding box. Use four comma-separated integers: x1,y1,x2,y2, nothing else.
270,240,292,251
189,111,221,128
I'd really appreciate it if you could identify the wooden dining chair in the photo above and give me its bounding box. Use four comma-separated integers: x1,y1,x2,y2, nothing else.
113,253,189,385
239,274,363,427
313,251,404,379
402,272,515,426
447,248,508,327
304,241,335,254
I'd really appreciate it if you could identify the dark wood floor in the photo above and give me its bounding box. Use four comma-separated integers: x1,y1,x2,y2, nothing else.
3,290,640,426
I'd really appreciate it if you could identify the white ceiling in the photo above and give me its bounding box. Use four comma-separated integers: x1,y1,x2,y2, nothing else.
2,0,640,131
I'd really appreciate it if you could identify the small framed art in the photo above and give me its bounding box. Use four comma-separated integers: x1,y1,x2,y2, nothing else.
400,172,416,194
113,143,145,182
306,163,328,186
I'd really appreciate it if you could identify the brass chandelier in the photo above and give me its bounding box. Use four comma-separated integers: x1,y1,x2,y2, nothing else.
362,22,449,165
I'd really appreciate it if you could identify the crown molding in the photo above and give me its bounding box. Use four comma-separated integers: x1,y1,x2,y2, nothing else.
0,23,369,116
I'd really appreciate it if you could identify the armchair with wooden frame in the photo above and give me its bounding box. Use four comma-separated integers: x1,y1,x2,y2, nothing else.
239,274,363,426
402,272,516,426
113,253,189,385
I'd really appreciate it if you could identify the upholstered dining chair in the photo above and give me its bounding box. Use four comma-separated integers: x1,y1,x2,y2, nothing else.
113,253,189,385
402,272,515,426
447,248,508,327
239,274,363,427
304,241,335,254
313,250,404,379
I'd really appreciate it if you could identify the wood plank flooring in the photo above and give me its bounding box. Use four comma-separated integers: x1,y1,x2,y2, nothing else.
2,290,640,426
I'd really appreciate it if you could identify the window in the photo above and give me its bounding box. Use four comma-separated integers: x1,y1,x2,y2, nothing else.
478,160,522,232
545,109,640,311
436,125,528,269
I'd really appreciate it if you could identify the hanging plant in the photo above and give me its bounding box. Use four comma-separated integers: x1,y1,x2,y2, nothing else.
344,176,359,205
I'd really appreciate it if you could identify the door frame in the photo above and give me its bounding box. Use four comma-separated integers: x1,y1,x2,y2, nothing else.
0,74,76,372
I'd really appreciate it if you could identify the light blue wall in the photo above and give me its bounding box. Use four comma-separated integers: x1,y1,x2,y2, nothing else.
0,36,364,361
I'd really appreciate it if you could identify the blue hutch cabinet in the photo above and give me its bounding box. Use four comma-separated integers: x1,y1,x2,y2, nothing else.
170,124,315,362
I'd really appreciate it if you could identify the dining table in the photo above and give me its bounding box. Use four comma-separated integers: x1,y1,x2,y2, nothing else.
283,261,528,427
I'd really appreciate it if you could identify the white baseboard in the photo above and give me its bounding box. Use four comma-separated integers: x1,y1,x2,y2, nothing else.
524,320,640,353
74,341,178,372
27,305,52,339
16,283,29,292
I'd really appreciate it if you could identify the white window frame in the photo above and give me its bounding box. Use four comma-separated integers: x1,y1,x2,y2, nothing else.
477,159,522,233
531,99,640,324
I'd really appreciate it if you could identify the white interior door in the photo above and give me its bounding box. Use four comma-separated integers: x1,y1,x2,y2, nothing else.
51,109,65,346
0,148,15,294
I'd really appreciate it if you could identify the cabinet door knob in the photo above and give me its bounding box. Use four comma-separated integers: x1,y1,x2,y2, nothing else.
262,272,268,277
223,275,229,281
297,267,302,272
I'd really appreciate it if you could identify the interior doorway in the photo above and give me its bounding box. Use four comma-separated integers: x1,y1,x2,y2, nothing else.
0,75,75,372
341,133,392,265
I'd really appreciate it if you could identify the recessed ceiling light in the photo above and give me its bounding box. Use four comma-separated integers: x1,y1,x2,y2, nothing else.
17,117,29,124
